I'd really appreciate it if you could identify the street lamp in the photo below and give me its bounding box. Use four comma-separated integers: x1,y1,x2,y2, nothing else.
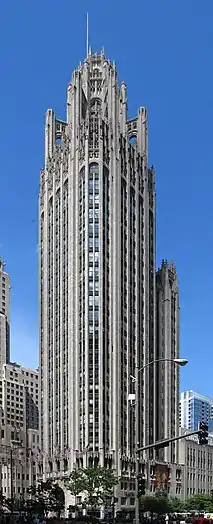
172,358,188,367
133,357,188,524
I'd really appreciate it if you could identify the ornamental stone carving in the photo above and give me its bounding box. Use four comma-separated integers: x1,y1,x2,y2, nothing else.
55,169,60,185
55,144,62,158
40,171,45,197
48,157,54,171
79,122,85,163
63,159,68,174
139,176,144,194
48,175,53,191
63,147,69,174
40,181,45,196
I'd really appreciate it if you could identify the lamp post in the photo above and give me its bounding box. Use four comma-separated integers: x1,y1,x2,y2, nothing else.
133,357,188,524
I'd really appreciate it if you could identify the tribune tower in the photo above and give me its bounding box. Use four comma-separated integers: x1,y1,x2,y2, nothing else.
39,50,156,504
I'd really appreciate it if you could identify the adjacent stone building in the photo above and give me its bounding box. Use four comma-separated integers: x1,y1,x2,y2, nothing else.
0,362,39,499
0,261,40,499
179,430,213,499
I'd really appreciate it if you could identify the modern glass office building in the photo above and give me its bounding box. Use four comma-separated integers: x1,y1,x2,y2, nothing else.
180,390,213,431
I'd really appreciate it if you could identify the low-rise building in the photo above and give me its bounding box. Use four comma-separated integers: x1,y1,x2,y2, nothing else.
1,362,39,432
0,426,39,499
0,362,39,498
179,429,213,498
147,461,183,498
0,261,40,500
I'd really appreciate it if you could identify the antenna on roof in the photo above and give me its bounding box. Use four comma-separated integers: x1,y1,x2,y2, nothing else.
86,13,89,58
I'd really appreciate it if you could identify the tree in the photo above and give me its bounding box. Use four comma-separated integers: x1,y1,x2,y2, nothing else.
167,497,185,513
140,495,170,515
50,483,65,516
4,496,26,514
183,494,213,513
0,490,5,513
28,480,65,516
65,466,118,516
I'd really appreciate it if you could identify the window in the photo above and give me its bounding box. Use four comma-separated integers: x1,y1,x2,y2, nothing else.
89,163,99,176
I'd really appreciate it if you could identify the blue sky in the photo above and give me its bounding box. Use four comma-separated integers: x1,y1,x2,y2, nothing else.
0,0,212,394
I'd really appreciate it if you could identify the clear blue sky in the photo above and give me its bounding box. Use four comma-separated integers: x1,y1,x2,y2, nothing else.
0,0,212,394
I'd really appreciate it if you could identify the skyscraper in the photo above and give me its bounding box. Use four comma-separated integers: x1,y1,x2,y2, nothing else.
180,390,213,431
39,50,156,504
155,260,180,464
0,259,10,368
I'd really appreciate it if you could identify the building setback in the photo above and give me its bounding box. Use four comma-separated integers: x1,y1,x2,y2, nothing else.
39,49,156,507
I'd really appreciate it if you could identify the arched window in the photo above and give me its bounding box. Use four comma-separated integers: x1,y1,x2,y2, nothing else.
90,98,101,114
89,163,99,176
129,135,137,147
93,68,101,78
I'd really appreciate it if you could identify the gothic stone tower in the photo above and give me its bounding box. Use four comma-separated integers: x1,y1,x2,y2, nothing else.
39,50,156,508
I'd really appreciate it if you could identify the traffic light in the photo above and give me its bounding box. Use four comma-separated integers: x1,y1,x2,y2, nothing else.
138,475,146,496
198,422,208,445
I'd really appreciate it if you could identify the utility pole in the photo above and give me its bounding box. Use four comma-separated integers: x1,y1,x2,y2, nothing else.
132,358,188,524
135,363,139,524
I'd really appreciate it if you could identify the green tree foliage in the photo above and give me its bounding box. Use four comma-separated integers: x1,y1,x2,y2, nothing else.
4,495,28,514
167,497,185,513
140,495,170,515
4,498,15,513
65,466,118,509
27,480,65,516
3,482,64,517
0,490,5,512
140,493,213,515
183,494,213,513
